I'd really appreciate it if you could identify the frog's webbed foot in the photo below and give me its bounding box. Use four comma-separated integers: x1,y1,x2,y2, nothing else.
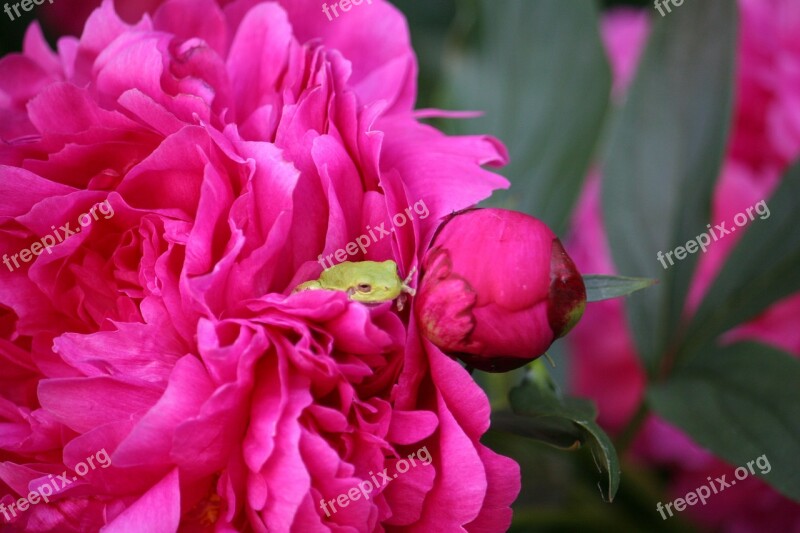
396,293,408,312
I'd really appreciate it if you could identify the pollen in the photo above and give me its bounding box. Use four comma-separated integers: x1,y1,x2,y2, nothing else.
187,492,224,527
201,494,222,525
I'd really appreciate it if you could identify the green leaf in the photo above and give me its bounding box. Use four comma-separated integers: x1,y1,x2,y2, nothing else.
507,361,621,502
583,275,657,303
442,0,610,235
601,0,737,375
491,411,584,451
577,419,621,504
649,343,800,502
683,161,800,351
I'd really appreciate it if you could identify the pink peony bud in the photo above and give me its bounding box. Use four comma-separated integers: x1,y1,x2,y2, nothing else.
416,209,586,372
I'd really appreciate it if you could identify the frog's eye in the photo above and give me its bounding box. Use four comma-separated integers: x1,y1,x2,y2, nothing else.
357,283,372,293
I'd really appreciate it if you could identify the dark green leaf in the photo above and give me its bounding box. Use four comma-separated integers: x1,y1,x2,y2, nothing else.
491,411,584,451
507,362,621,501
442,0,611,235
584,275,657,302
577,419,621,504
649,343,800,502
601,0,737,375
683,162,800,351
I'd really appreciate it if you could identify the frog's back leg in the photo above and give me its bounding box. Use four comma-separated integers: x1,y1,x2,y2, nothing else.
293,280,324,293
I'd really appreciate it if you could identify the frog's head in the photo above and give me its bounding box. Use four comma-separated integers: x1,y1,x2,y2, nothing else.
344,260,405,303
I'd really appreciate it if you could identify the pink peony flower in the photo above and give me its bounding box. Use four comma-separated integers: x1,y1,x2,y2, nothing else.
567,2,800,530
416,209,585,373
0,0,520,530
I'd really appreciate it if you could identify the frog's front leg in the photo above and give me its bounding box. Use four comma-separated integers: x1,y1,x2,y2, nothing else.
293,279,324,293
396,266,417,311
401,266,417,297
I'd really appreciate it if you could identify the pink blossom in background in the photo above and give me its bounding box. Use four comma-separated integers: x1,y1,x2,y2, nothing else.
600,8,650,102
567,1,800,530
0,0,519,530
688,0,800,354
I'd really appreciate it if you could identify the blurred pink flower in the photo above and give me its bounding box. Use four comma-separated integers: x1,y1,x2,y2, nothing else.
0,0,519,530
567,2,800,530
600,8,650,101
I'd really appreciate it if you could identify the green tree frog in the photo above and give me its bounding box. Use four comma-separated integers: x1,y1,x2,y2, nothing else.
294,260,416,310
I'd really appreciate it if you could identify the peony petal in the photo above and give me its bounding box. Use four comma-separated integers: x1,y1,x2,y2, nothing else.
113,356,214,468
38,376,162,433
101,468,180,533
